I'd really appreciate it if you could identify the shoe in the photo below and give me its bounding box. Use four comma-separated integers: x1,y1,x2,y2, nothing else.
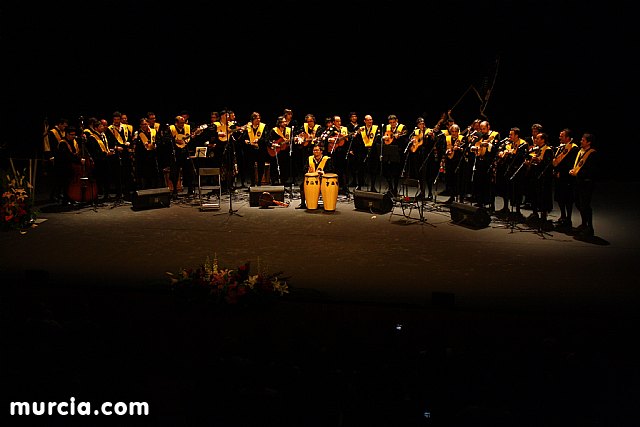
575,223,588,232
578,227,594,237
295,204,306,209
553,217,566,226
508,211,524,222
444,197,455,205
426,194,433,201
527,212,539,221
542,220,555,232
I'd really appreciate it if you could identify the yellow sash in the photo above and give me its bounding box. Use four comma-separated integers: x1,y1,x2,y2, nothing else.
90,131,109,153
572,148,595,175
385,124,405,133
304,123,320,134
51,128,65,144
273,127,291,140
361,125,378,147
170,124,191,147
552,142,577,167
139,129,157,150
308,155,329,172
108,125,125,145
248,123,266,141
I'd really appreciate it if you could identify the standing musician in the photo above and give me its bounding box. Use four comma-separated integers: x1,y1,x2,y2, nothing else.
267,116,292,185
525,132,554,229
326,115,351,194
351,114,380,192
495,127,528,217
569,133,598,237
296,144,334,209
422,116,446,201
133,118,161,189
192,111,223,167
238,112,269,188
106,111,135,199
443,123,465,204
468,120,499,208
47,117,69,202
226,110,249,188
84,117,114,201
552,128,579,230
55,126,83,205
522,123,544,209
380,114,408,196
168,115,195,197
344,112,360,188
404,118,430,199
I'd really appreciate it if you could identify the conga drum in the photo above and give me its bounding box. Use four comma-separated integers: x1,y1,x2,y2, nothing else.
304,172,320,210
321,173,339,212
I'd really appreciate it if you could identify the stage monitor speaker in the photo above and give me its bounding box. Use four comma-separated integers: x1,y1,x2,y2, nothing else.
449,202,491,228
353,190,393,214
249,186,285,207
132,187,171,211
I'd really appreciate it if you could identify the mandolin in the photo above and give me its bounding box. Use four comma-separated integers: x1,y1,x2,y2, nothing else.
259,191,289,208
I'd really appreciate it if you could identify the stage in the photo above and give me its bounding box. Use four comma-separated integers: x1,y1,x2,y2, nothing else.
3,180,639,425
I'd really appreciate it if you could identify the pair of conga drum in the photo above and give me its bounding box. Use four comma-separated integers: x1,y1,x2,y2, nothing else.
304,172,338,211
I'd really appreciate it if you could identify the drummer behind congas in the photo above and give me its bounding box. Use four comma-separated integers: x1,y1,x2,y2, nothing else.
296,145,334,209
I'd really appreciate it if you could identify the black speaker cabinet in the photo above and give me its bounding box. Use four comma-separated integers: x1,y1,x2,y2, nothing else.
249,186,285,207
449,202,491,228
353,190,393,214
132,187,171,211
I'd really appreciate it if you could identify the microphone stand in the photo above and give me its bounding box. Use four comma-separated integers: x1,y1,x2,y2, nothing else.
343,131,356,200
378,127,385,194
287,125,295,201
223,110,242,217
79,116,98,212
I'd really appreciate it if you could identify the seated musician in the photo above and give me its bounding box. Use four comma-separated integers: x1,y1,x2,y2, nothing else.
296,144,334,209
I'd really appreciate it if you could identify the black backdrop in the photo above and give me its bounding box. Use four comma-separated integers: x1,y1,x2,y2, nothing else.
3,0,633,179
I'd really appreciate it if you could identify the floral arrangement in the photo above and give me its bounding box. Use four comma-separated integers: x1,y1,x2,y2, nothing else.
1,164,36,232
166,254,290,306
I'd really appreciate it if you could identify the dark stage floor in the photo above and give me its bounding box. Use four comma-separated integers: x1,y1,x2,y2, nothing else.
2,178,639,426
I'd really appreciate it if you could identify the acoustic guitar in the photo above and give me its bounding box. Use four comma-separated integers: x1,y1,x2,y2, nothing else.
327,130,357,153
383,128,407,145
267,137,290,157
409,133,424,153
174,124,207,149
294,132,316,147
258,192,289,208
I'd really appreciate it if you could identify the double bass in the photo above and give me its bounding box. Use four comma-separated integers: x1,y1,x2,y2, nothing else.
68,132,98,203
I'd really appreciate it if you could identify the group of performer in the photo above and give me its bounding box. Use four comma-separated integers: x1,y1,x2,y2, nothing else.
44,108,599,237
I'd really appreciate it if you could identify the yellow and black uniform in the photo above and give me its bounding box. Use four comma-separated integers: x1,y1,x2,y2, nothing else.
297,154,334,208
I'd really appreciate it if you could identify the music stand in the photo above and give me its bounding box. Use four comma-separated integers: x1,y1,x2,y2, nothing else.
195,146,207,158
